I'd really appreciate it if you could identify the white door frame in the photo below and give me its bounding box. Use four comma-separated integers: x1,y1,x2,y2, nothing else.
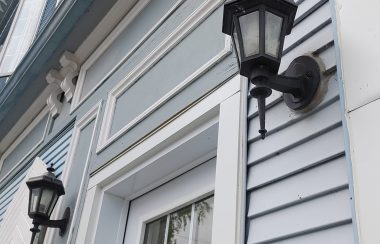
74,75,248,244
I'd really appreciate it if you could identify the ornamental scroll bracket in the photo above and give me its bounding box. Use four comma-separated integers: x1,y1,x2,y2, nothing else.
46,70,64,119
59,51,80,102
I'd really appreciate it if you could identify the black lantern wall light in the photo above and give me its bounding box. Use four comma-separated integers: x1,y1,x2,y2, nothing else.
223,0,322,139
26,165,70,243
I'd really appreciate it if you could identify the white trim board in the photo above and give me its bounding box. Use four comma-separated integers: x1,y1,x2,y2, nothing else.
74,75,245,244
74,0,138,63
0,85,56,155
71,0,186,113
90,75,240,187
96,0,230,153
44,101,103,244
0,106,50,184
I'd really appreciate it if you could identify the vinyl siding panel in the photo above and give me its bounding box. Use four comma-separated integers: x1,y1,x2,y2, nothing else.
0,128,73,224
40,128,73,177
246,0,355,243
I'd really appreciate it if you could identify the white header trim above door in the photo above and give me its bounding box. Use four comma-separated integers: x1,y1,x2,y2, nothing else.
74,75,247,244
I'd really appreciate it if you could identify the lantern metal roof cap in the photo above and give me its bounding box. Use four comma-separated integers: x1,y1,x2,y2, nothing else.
26,171,65,196
222,0,297,36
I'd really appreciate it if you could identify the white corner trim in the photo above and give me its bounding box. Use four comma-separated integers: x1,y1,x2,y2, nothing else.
74,185,104,244
238,76,248,244
0,106,49,182
96,0,229,153
212,90,245,244
71,0,186,114
44,101,103,244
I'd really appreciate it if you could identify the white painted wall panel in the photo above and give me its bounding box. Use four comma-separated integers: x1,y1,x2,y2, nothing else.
334,0,380,242
345,98,380,243
335,0,380,112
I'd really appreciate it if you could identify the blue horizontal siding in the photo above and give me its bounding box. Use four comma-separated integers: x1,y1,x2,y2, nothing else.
0,128,73,224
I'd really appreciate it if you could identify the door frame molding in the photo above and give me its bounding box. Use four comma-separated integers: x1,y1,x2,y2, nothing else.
74,74,248,244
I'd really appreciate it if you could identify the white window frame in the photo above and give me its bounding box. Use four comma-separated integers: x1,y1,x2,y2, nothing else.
73,75,248,244
0,0,47,76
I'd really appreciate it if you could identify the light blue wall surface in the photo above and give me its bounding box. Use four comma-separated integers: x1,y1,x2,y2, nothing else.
0,114,48,179
3,0,358,243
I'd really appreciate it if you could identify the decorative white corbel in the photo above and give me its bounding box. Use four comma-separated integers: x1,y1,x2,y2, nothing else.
46,84,63,119
59,51,80,102
46,70,64,118
46,69,64,85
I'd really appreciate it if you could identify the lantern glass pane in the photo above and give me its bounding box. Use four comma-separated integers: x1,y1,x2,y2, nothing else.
39,188,55,214
233,24,241,64
30,188,41,213
265,11,283,57
239,11,259,57
48,193,59,217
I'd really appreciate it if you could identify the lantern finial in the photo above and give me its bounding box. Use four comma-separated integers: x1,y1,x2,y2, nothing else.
47,163,55,173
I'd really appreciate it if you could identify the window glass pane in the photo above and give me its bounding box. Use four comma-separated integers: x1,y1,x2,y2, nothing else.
265,11,283,57
192,197,214,244
167,205,192,244
239,11,260,57
233,24,241,64
143,216,167,244
143,197,214,244
0,0,46,75
47,193,58,216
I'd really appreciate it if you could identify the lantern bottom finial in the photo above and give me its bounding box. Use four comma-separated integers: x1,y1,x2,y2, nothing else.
250,85,272,140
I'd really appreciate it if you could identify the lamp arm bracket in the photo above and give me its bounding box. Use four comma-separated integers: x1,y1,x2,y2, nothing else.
251,56,321,111
32,207,70,237
33,218,67,229
265,74,305,98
